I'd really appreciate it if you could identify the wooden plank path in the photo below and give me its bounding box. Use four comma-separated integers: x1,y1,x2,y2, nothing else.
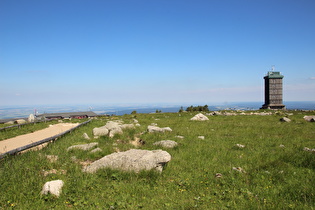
0,120,90,159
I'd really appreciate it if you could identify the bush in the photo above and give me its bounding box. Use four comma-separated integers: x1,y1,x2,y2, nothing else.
185,105,209,112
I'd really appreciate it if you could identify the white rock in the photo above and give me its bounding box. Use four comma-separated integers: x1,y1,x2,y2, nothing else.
153,140,178,148
108,127,123,138
236,144,245,148
28,114,35,122
82,133,90,140
120,124,135,129
147,125,172,133
90,148,102,153
105,121,121,130
190,113,209,121
83,149,171,173
41,180,64,197
304,116,315,122
15,119,26,124
67,142,98,151
93,126,109,137
4,121,14,125
280,117,291,122
198,136,205,140
175,135,184,139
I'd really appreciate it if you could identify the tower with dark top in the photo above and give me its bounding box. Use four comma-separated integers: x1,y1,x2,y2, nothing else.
261,68,285,110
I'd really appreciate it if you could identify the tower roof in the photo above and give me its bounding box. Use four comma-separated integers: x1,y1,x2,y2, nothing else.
265,71,284,79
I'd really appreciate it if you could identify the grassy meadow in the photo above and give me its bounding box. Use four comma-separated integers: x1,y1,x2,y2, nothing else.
0,110,315,209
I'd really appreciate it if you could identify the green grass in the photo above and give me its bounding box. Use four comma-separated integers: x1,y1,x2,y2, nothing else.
0,111,315,209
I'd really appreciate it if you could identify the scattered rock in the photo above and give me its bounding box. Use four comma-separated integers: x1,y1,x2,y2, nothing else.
90,148,102,153
235,144,245,148
198,136,205,140
147,125,172,133
303,116,315,122
15,119,26,124
83,149,171,173
175,135,184,139
4,121,14,125
82,133,90,140
46,155,58,163
41,180,64,197
42,169,67,176
279,144,285,148
153,140,178,148
93,121,132,138
232,167,246,173
210,111,222,116
120,124,135,129
303,147,315,153
93,126,109,137
28,114,35,122
108,127,123,138
280,117,291,122
105,121,121,130
67,142,98,151
215,173,222,178
190,113,209,121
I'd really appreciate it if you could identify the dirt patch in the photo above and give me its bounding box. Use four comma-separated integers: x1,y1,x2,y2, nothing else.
0,123,79,155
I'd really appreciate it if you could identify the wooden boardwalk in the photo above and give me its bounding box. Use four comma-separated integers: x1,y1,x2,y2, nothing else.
0,123,80,155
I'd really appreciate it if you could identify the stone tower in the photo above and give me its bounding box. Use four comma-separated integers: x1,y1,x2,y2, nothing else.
261,70,285,110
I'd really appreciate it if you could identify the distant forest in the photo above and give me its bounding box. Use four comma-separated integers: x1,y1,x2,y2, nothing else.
179,105,209,112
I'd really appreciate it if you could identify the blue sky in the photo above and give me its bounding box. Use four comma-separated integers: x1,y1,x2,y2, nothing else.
1,0,314,106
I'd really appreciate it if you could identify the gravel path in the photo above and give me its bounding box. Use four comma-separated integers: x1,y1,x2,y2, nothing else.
0,123,79,155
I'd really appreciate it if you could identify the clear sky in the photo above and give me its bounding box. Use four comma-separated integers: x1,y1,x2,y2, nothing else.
1,0,314,106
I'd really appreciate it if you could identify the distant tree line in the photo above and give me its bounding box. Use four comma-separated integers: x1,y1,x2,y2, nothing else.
179,105,209,112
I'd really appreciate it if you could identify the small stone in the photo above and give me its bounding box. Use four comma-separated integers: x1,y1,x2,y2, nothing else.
28,114,35,122
153,140,178,148
90,148,102,153
198,136,205,140
67,142,98,151
190,113,209,121
232,167,246,173
41,180,64,197
147,125,172,133
175,135,184,139
236,144,245,148
215,173,222,178
280,117,291,122
15,119,26,124
82,133,90,140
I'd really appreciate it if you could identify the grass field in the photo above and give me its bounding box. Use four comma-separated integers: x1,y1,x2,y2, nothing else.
0,110,315,209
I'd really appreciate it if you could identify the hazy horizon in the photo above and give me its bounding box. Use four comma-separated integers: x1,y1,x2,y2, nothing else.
1,0,314,106
1,101,314,120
